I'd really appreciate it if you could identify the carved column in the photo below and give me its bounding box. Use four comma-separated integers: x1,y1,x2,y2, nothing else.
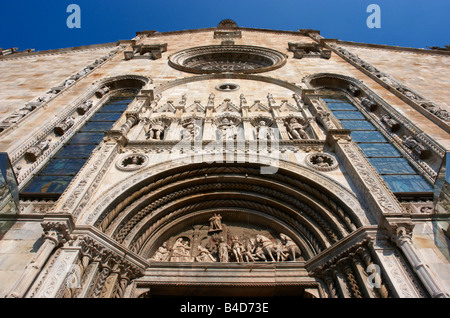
330,265,352,298
391,223,448,298
370,236,423,298
7,218,73,298
322,270,338,298
120,113,139,135
357,245,389,298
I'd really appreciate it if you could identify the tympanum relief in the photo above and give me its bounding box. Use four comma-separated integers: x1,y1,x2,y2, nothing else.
147,214,302,263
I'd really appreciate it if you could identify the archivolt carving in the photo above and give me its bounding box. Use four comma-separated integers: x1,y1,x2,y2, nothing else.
83,156,371,232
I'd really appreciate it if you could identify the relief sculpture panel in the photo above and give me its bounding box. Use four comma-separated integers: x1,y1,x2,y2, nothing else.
147,214,302,263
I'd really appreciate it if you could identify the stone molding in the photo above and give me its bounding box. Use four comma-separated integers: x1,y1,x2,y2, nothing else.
326,44,450,131
168,45,287,74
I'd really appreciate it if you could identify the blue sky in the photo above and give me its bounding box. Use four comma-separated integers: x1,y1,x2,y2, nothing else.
1,0,449,52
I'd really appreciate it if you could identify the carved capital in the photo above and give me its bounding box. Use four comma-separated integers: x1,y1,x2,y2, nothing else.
390,222,415,246
41,221,72,246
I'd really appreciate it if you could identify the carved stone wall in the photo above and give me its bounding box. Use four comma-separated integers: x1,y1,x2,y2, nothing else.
0,21,449,298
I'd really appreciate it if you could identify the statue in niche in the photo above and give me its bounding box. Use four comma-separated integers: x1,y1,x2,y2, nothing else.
148,242,170,262
170,237,192,262
231,236,244,262
256,120,274,140
217,118,238,141
181,121,201,141
195,245,216,262
218,236,231,263
146,120,167,140
285,118,311,140
315,106,332,129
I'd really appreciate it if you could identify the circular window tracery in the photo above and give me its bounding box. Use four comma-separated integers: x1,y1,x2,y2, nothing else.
168,45,287,74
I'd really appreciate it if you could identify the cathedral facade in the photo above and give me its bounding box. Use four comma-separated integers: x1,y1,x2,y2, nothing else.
0,19,449,298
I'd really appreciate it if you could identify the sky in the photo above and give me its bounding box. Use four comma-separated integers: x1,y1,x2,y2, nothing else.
0,0,449,52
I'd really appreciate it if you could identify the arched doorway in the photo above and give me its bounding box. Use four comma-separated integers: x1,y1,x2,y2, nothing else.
82,157,386,298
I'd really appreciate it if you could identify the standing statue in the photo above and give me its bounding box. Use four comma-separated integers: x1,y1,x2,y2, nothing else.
231,236,244,262
256,120,274,140
315,107,332,129
218,236,231,263
218,118,238,141
286,118,310,140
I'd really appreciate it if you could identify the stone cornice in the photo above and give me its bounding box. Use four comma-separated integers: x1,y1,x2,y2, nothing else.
0,42,118,61
336,40,450,57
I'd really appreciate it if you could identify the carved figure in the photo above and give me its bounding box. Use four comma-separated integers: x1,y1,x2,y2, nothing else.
315,107,332,129
402,135,430,159
195,245,216,262
242,239,256,262
218,236,230,263
208,213,223,232
280,233,301,261
231,236,244,262
217,118,237,141
170,238,192,262
24,139,51,162
148,242,170,262
256,121,274,140
286,118,310,140
255,234,277,262
147,120,166,140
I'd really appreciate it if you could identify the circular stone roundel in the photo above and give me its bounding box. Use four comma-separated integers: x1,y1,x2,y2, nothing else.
168,45,287,74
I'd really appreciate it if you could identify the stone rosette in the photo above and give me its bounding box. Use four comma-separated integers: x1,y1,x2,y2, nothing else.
305,152,339,172
115,153,149,171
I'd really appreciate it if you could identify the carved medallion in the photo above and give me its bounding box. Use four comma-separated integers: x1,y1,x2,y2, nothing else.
305,153,339,172
116,154,148,171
